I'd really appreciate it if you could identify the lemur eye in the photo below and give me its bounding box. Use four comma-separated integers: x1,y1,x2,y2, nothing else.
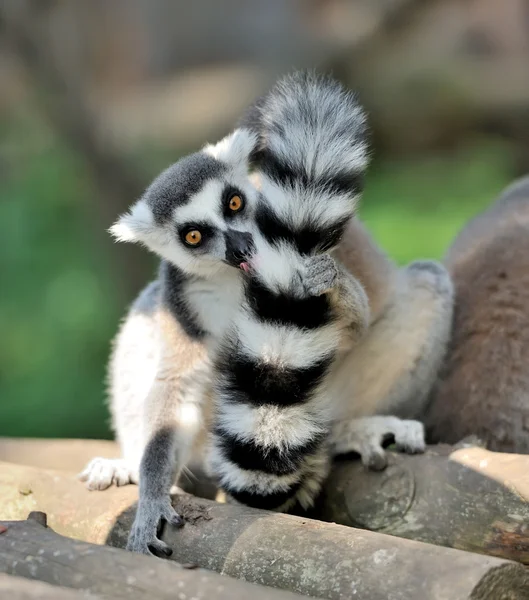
228,194,244,212
184,230,202,246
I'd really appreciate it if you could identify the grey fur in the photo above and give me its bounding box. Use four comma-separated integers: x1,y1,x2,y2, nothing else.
386,260,454,419
326,256,454,468
303,255,339,297
145,152,226,224
330,416,425,471
127,427,184,557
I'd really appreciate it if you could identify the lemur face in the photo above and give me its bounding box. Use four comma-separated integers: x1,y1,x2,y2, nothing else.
110,129,259,277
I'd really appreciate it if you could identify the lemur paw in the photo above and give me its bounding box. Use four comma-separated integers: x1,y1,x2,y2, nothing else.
393,419,426,454
406,260,453,297
78,458,137,491
303,254,338,296
126,497,184,557
330,416,426,471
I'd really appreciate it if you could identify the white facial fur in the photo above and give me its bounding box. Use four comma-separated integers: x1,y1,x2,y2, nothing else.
110,129,259,278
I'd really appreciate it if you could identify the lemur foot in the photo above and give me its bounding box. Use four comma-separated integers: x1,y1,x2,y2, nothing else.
303,254,338,296
406,260,453,297
127,497,184,557
78,458,138,491
330,416,426,471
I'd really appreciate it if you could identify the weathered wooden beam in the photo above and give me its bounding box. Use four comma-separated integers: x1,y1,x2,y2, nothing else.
0,438,216,500
0,461,528,600
0,573,103,600
0,515,312,600
1,438,527,564
318,444,529,565
0,438,120,473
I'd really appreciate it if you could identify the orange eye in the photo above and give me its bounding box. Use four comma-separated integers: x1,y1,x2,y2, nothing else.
229,194,243,212
184,230,202,246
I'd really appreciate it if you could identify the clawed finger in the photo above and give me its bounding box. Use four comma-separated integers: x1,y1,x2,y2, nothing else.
359,441,388,472
148,538,173,558
164,509,185,528
394,421,426,454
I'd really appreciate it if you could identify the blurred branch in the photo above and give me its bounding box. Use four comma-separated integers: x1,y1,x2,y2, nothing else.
0,0,153,303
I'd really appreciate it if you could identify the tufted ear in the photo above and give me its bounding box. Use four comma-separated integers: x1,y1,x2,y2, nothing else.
203,128,258,173
109,199,156,244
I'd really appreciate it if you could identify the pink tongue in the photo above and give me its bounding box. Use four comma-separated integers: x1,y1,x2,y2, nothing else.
239,262,250,273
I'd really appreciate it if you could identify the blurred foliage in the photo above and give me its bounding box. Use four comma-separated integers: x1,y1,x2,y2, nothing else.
361,139,515,265
0,115,515,438
0,116,121,440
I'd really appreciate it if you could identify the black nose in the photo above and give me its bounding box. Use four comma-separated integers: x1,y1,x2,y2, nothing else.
225,231,254,266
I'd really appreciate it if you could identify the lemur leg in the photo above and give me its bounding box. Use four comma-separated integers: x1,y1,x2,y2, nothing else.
79,283,162,490
329,260,454,468
333,261,371,347
127,307,209,556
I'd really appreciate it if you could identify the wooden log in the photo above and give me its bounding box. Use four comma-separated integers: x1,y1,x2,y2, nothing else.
0,438,217,500
0,438,120,473
318,444,529,565
0,516,310,600
0,461,528,600
0,573,103,600
0,460,137,543
2,438,528,562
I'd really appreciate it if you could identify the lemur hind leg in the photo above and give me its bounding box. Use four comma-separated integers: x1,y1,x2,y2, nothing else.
329,259,454,469
79,282,161,491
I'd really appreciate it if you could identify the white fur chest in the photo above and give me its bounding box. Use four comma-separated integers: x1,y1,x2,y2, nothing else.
186,269,244,340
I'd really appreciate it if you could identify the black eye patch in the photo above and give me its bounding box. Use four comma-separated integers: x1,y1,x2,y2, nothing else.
222,185,246,218
177,222,216,248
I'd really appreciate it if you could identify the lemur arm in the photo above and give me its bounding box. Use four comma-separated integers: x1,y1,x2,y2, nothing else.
301,254,370,345
127,307,209,556
328,260,454,465
332,262,371,350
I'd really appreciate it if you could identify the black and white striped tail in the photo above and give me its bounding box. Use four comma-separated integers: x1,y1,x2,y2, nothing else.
208,71,369,511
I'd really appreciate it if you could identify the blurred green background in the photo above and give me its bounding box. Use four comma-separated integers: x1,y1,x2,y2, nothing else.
0,0,526,439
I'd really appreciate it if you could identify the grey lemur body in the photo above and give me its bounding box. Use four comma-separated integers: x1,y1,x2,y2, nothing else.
425,175,529,452
81,73,453,556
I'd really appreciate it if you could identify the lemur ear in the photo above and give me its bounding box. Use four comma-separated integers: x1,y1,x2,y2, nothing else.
109,199,155,243
203,128,258,173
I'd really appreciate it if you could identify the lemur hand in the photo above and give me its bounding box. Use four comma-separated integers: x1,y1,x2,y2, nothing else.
302,254,339,297
126,496,183,557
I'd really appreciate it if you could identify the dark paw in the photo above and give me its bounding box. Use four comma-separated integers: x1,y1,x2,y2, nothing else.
126,498,184,557
305,254,338,296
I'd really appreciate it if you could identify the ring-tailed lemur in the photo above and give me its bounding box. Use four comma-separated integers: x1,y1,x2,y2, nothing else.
206,71,370,512
80,73,451,557
80,127,261,493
